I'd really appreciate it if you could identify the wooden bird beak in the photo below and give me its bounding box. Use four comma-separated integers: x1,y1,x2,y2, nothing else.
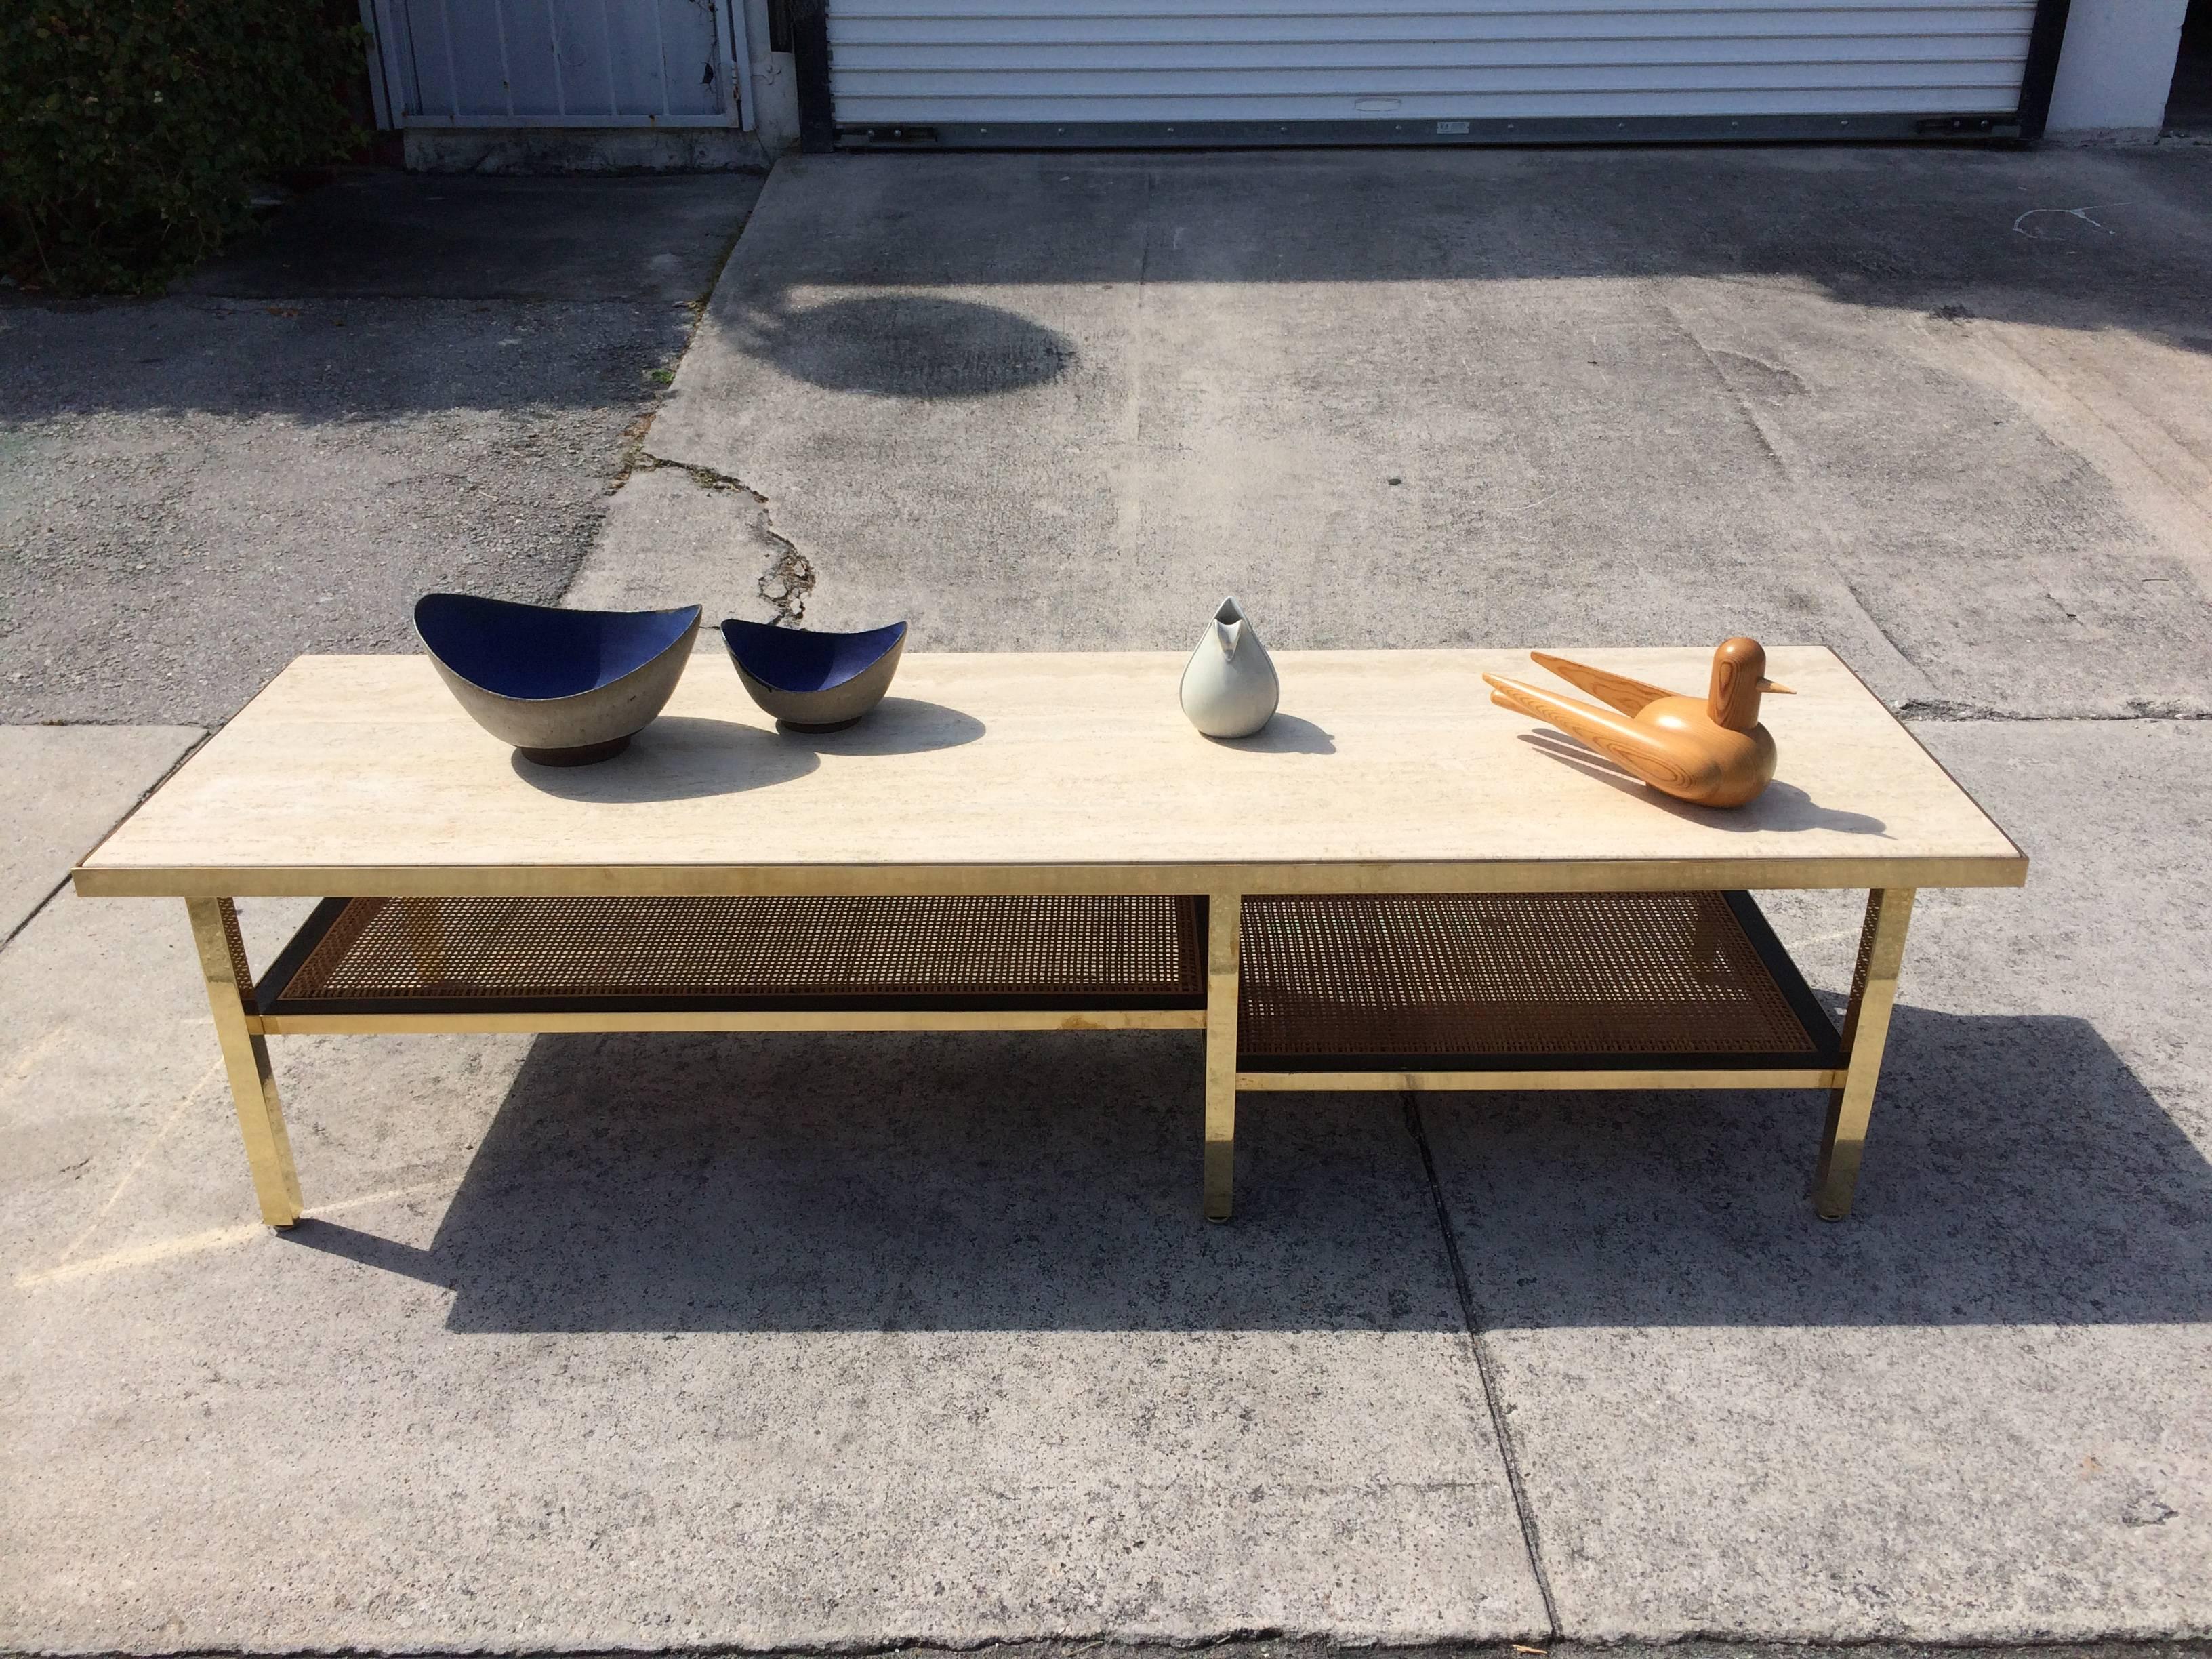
1759,679,1795,695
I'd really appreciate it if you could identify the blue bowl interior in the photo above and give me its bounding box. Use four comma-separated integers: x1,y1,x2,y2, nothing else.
416,594,699,700
722,619,907,693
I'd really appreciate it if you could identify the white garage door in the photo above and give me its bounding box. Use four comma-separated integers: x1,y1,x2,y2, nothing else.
823,0,2051,142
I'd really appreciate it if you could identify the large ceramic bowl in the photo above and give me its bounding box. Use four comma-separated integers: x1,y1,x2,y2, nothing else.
415,593,701,764
720,619,907,732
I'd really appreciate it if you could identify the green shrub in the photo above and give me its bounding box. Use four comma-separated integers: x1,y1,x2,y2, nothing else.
2,1,363,293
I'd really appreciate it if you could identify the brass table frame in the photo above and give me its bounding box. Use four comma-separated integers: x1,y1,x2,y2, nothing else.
182,880,1910,1229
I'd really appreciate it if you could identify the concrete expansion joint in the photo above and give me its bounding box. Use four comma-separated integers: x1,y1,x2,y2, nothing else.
1899,701,2212,722
1399,1091,1563,1645
20,1643,2209,1659
0,872,75,958
632,450,817,627
0,726,208,959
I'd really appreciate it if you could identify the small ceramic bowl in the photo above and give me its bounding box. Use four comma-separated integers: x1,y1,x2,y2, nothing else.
415,593,701,765
720,619,908,732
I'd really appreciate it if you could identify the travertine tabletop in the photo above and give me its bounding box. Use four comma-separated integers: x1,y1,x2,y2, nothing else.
75,649,2025,897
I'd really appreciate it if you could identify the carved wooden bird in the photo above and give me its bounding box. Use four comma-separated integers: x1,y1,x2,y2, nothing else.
1483,638,1794,808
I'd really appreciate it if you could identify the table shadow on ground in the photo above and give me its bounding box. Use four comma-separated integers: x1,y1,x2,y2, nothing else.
1421,1004,2212,1330
283,1006,2212,1332
293,1030,1461,1334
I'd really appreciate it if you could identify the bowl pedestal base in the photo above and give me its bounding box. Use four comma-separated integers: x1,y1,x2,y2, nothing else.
517,735,631,766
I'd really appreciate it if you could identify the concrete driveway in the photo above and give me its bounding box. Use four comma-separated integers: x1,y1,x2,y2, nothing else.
0,171,760,725
5,147,2211,1652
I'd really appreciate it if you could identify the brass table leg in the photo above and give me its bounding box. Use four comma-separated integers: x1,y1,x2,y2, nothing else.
186,898,303,1228
1813,886,1915,1221
1202,889,1242,1223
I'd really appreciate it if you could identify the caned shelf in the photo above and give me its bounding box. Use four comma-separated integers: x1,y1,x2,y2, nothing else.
259,894,1208,1015
1237,890,1836,1071
256,890,1837,1070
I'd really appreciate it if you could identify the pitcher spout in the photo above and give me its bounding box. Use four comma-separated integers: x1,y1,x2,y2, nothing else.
1213,597,1248,660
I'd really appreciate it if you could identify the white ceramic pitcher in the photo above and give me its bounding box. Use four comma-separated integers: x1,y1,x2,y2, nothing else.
1179,596,1279,739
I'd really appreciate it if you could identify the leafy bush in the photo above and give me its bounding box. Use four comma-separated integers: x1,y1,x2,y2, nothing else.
2,1,363,293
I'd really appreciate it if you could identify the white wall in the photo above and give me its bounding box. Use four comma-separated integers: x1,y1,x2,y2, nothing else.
2047,0,2188,135
745,0,802,153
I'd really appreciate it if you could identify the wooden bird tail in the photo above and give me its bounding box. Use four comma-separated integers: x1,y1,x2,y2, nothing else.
1528,651,1672,716
1483,674,1708,800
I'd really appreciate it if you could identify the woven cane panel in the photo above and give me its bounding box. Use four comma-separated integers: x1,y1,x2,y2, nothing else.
1238,892,1816,1059
216,898,255,994
278,895,1202,1004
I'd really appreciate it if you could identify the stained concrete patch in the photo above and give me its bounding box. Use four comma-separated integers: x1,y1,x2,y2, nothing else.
0,895,1543,1648
0,725,200,939
1424,720,2212,1640
638,148,2212,716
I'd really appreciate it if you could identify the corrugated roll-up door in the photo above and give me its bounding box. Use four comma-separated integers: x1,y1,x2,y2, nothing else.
368,0,748,128
821,0,2057,145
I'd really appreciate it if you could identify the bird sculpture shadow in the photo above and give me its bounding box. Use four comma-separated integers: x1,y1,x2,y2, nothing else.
1483,637,1793,808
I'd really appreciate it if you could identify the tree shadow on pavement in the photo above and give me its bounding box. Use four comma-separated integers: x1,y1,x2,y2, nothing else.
710,147,2212,352
736,294,1077,398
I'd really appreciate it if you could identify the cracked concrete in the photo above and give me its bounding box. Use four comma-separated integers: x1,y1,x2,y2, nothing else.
651,456,822,627
758,541,819,625
561,457,815,627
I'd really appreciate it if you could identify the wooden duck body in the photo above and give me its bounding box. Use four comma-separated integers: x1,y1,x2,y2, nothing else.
1632,693,1776,806
1483,639,1788,809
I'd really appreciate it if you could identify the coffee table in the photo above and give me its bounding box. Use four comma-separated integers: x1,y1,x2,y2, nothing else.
73,648,2025,1228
